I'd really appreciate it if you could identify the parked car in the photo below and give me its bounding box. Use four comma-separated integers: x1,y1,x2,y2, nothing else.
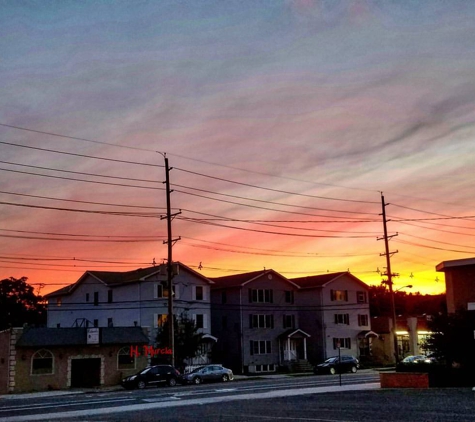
313,356,359,375
396,355,437,372
180,364,234,384
121,365,180,389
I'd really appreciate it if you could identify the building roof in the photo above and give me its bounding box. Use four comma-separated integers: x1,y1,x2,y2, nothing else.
210,269,299,289
436,257,475,272
290,271,369,290
16,327,149,347
45,262,213,298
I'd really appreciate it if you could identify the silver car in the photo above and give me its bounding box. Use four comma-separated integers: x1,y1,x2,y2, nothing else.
180,364,234,385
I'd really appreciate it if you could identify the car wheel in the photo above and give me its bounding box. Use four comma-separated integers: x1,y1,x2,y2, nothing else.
193,377,202,385
137,380,146,389
222,374,229,382
350,366,357,373
168,377,177,387
329,367,336,375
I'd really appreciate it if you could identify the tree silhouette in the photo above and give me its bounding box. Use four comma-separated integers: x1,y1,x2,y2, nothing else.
155,314,204,369
0,277,46,330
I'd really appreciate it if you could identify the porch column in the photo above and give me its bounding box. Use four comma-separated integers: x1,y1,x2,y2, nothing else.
287,337,291,361
303,338,307,360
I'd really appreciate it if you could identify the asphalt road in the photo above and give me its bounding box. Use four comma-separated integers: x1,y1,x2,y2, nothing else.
1,371,474,422
80,388,475,422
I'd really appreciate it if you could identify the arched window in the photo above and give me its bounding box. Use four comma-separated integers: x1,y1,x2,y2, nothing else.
117,346,136,370
31,349,54,375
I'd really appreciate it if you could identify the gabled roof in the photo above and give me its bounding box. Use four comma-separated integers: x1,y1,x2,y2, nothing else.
290,271,369,290
45,262,213,298
210,269,299,290
16,327,149,347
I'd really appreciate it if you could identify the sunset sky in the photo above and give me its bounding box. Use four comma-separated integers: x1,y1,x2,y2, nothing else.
1,0,475,296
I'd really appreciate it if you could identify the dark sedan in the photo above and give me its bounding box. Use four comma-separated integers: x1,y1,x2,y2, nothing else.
180,364,234,384
313,355,359,375
121,364,180,389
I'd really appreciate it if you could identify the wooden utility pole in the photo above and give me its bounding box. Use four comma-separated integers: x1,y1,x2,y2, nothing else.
378,193,399,363
161,154,181,367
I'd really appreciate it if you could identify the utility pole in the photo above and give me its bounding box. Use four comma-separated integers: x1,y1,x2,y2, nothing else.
378,192,400,364
160,154,181,367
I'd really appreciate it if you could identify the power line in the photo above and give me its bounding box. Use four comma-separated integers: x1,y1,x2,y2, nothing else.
0,140,162,167
0,190,167,210
174,167,379,205
0,168,166,191
0,123,157,153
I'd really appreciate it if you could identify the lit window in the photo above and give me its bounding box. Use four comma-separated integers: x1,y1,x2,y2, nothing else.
331,290,348,302
156,314,168,327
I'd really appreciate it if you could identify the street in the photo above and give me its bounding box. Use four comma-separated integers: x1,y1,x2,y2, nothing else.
1,371,474,421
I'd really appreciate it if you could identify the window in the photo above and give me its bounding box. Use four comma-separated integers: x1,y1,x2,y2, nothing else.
330,289,348,302
196,314,204,328
94,319,99,327
108,317,113,327
195,286,204,301
194,314,207,329
250,314,274,329
249,289,273,303
357,291,367,303
255,364,275,372
155,314,168,327
283,314,295,329
94,292,99,306
155,283,177,299
358,314,369,326
86,293,89,302
222,291,227,304
284,290,294,304
56,298,62,307
334,313,350,325
117,346,136,370
108,290,113,303
31,349,53,375
250,340,272,355
333,337,351,349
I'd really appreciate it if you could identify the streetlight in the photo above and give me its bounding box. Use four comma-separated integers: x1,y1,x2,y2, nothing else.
395,285,413,292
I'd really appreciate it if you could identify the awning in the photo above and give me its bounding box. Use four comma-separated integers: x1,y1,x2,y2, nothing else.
278,328,311,339
358,330,379,338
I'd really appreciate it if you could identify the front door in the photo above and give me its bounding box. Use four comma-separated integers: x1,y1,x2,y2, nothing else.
71,358,101,388
283,339,298,361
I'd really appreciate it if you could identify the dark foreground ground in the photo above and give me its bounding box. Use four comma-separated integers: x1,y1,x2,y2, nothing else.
68,388,475,422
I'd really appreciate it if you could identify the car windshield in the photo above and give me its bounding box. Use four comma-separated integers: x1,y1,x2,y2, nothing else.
138,367,151,375
324,357,338,363
189,366,206,374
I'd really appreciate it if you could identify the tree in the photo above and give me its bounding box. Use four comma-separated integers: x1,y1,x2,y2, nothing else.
0,277,46,330
369,282,446,317
423,310,475,370
155,314,204,368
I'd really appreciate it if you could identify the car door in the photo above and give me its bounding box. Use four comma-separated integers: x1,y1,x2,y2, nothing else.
145,367,160,386
200,366,213,381
208,366,221,380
